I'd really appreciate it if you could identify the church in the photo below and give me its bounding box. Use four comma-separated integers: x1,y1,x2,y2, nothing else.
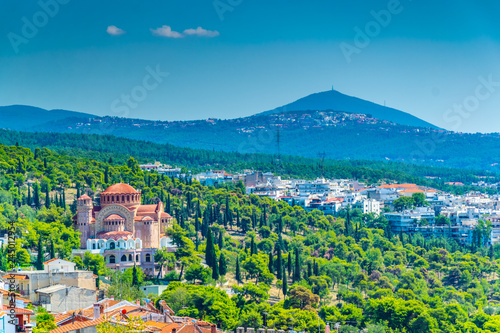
73,183,173,275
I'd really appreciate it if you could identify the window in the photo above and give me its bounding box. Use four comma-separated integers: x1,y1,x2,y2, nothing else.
145,254,151,262
128,254,133,261
109,255,116,264
121,255,127,262
92,243,96,250
136,255,139,262
109,242,115,249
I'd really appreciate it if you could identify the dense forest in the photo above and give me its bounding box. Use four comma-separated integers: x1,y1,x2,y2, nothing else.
0,129,498,196
2,143,500,332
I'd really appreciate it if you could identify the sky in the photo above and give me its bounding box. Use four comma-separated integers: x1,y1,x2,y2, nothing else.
1,0,500,133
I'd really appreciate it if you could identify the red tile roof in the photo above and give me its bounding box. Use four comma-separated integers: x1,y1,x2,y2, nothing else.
102,183,139,194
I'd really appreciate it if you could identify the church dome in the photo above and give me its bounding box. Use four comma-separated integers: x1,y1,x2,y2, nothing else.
102,183,139,194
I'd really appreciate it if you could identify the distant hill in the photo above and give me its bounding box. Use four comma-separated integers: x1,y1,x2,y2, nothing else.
257,90,439,129
0,105,96,130
17,110,500,172
4,91,500,172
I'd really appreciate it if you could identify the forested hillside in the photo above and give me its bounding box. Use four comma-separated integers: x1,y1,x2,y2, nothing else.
2,143,500,332
0,130,498,195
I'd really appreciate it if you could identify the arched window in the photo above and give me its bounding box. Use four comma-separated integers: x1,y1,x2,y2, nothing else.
127,195,130,201
145,254,151,262
128,254,132,261
92,243,96,250
122,195,125,202
121,255,127,262
109,255,116,264
136,255,139,262
109,242,115,250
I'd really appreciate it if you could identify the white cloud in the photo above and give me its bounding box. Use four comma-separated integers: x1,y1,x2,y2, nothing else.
150,25,184,38
106,25,125,36
183,27,220,38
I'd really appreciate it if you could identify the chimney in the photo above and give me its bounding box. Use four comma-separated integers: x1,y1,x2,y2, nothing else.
93,304,100,319
110,296,114,300
211,324,216,333
172,328,177,333
136,299,140,306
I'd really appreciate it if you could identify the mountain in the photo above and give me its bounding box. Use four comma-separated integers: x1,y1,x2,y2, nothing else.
3,91,500,172
0,105,96,130
18,110,500,172
258,90,439,129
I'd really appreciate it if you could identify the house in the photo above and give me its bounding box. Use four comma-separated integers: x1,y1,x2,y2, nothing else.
0,291,34,333
3,259,96,304
50,298,221,333
141,285,169,297
36,284,97,313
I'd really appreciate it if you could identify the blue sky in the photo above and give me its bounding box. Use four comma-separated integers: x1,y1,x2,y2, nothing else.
1,0,500,133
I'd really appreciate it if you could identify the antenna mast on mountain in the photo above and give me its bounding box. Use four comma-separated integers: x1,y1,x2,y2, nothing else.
276,125,284,174
318,151,326,178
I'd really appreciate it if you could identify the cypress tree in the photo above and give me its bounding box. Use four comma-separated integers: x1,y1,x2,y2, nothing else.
287,251,292,277
294,250,300,282
195,217,200,232
307,262,312,278
219,252,227,277
282,267,288,296
62,190,66,209
132,264,139,286
45,187,50,209
205,229,216,268
195,232,199,251
250,237,255,256
268,251,274,275
313,259,319,276
250,237,257,256
218,232,224,249
166,194,171,214
276,244,283,280
36,238,44,270
235,256,241,284
49,238,55,259
34,182,40,209
27,185,31,206
236,209,240,229
104,166,109,184
212,256,219,280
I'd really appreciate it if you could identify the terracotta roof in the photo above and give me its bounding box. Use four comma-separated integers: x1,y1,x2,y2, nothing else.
400,189,425,193
142,216,154,221
104,214,125,220
2,274,28,280
78,194,91,200
161,212,172,218
50,318,106,333
2,304,34,315
137,204,160,214
96,231,133,240
102,183,139,194
379,183,418,189
43,258,59,265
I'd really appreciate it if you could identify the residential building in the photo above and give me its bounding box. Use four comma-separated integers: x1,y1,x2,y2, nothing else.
3,259,96,304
